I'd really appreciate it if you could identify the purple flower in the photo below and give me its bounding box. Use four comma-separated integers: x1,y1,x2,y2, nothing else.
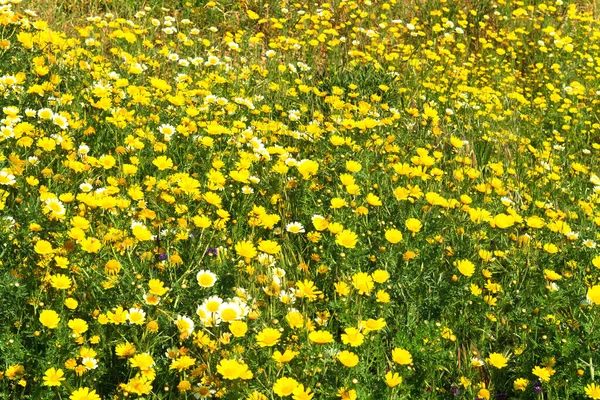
205,247,218,256
451,385,461,396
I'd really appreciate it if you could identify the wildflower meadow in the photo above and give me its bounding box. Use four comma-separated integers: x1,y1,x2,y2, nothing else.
2,0,600,398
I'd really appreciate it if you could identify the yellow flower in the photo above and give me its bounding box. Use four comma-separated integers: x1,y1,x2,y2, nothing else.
273,377,299,397
366,193,382,206
229,321,248,337
526,216,545,229
308,330,334,344
392,348,412,365
292,384,314,400
132,225,152,241
513,378,529,392
70,387,101,400
5,364,24,379
50,274,72,290
68,318,89,335
152,155,173,170
345,160,362,172
376,290,390,303
330,197,347,209
361,318,386,333
372,269,390,283
587,285,600,305
258,240,281,254
296,280,322,301
64,298,78,310
405,218,422,233
384,229,403,244
80,237,101,253
169,355,196,371
335,230,358,248
543,243,559,254
532,365,551,382
456,259,475,277
491,213,514,229
285,311,304,329
272,349,299,363
129,353,155,370
486,353,508,369
43,367,65,387
385,371,402,387
148,279,168,296
34,240,53,255
311,215,329,231
337,350,359,367
256,328,281,347
335,281,351,297
585,383,600,399
341,327,364,347
544,269,562,281
296,159,319,179
477,388,490,400
235,240,257,259
352,272,374,295
39,309,60,329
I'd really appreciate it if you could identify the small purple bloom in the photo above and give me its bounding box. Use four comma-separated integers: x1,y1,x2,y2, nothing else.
451,385,461,396
158,253,168,260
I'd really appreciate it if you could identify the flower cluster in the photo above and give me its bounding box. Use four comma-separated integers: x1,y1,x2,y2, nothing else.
1,0,600,398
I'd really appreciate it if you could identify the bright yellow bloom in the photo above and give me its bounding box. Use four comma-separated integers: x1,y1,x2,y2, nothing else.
39,309,60,329
335,230,358,248
50,274,72,290
272,349,299,363
385,371,402,387
384,229,403,244
235,240,257,259
148,279,168,296
372,269,390,283
352,272,374,295
588,285,600,305
345,160,362,172
308,330,334,344
169,355,196,371
70,387,101,400
132,225,152,241
34,240,53,255
532,365,551,382
585,383,600,399
256,328,281,347
405,218,422,233
217,359,253,380
43,368,65,387
456,259,475,277
152,155,173,170
341,327,364,347
68,318,89,335
338,350,359,367
392,348,412,365
514,378,529,392
258,240,281,254
486,353,508,369
229,321,248,337
273,377,299,397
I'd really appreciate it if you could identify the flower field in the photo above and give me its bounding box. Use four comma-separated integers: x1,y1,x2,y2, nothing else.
1,0,600,398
